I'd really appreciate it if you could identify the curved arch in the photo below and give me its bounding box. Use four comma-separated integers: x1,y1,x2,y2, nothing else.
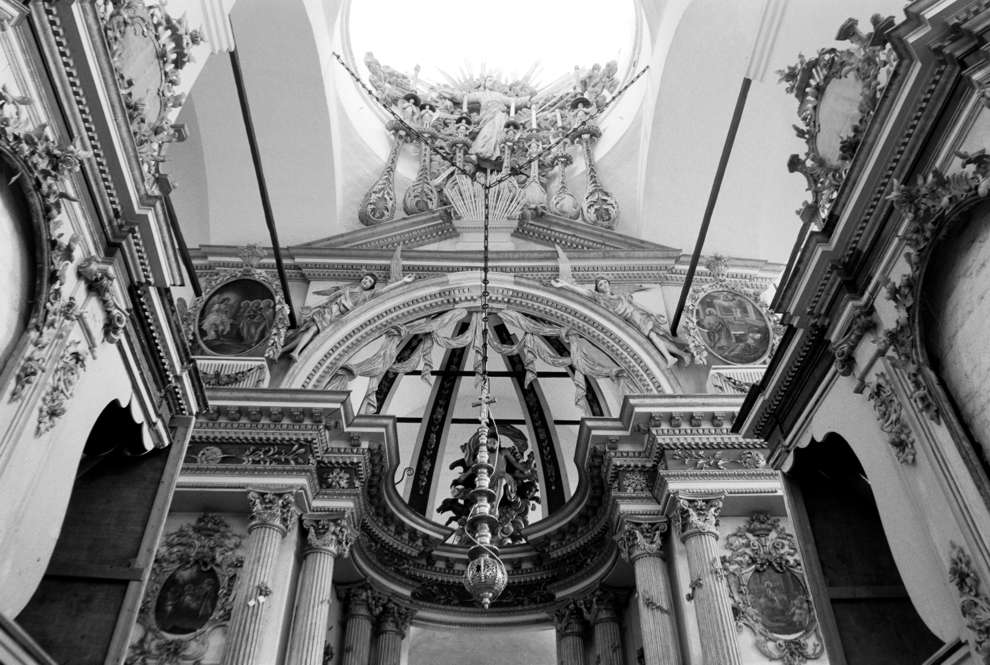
279,272,679,394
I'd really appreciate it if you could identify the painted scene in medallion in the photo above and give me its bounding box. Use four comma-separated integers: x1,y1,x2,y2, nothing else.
745,568,814,636
197,278,276,355
693,290,771,364
154,564,220,635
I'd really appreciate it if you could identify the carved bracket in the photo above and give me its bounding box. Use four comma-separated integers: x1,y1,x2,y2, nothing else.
78,257,128,344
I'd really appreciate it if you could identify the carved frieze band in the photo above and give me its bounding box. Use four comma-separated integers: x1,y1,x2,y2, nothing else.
676,492,725,541
247,490,298,535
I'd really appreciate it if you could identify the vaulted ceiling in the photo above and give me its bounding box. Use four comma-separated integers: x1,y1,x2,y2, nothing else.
164,0,909,265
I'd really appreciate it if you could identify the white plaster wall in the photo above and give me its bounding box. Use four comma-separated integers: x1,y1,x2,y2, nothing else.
406,624,556,665
0,175,32,373
0,334,135,615
924,206,990,463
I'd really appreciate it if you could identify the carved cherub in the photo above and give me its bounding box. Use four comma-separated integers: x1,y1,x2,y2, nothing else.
550,246,692,367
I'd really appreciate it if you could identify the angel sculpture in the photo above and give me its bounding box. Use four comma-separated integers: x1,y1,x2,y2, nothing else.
280,247,415,362
550,246,692,367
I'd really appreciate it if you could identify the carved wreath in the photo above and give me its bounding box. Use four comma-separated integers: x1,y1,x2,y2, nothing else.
722,513,824,665
127,515,244,665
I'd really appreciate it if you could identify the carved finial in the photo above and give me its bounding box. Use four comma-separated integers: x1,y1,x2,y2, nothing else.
239,244,264,269
704,255,729,283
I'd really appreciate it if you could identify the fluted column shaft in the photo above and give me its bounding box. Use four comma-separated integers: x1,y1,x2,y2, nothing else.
341,586,375,665
677,493,741,665
285,517,356,665
554,602,587,665
616,517,682,665
590,590,623,665
373,601,411,665
221,491,297,665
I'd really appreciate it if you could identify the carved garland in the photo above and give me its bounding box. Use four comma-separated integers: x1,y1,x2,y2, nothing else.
880,150,990,426
864,371,916,464
0,88,91,431
948,542,990,661
126,515,244,665
722,513,824,665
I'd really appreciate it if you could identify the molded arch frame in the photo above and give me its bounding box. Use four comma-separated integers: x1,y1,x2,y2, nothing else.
279,271,679,394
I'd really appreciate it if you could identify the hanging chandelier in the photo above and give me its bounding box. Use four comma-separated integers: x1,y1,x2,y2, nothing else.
331,52,648,608
461,184,508,608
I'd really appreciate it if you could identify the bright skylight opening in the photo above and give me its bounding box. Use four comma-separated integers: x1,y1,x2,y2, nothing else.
348,0,638,91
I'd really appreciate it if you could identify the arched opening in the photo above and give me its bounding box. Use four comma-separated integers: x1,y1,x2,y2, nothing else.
787,434,942,664
16,401,186,664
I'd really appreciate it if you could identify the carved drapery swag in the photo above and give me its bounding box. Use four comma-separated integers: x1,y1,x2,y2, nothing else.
722,513,824,665
492,309,633,414
331,308,632,415
126,515,244,665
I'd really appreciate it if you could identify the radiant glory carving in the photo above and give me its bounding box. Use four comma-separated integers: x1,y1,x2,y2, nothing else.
354,53,622,228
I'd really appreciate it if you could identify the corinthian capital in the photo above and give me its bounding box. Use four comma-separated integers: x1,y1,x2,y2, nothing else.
247,490,298,535
615,517,669,562
552,601,586,637
377,599,414,636
303,516,357,557
676,492,725,541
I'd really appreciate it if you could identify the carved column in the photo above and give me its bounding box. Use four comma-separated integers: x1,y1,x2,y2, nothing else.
589,589,624,665
553,601,587,665
340,585,375,665
616,517,682,665
372,600,412,665
221,491,297,665
676,493,741,665
284,516,356,665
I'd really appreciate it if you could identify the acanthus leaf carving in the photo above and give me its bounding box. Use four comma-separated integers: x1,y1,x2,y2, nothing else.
948,542,990,661
864,372,916,464
35,340,87,436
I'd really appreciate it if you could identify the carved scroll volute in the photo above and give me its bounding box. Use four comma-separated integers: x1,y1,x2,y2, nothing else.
570,98,617,228
359,120,409,226
402,105,439,215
